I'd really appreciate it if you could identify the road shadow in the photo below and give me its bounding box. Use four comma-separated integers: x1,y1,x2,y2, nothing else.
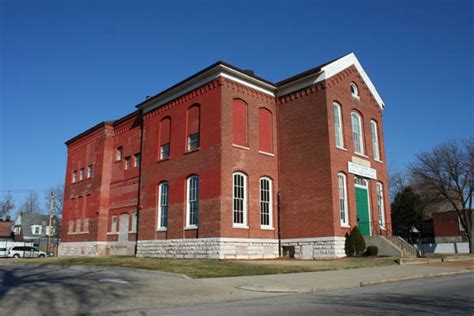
0,264,131,316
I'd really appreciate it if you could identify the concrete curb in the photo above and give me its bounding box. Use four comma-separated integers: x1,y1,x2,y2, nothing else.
442,256,474,262
397,257,443,265
359,270,474,287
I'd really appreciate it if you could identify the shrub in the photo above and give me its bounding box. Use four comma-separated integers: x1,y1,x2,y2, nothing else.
344,232,354,257
365,245,378,256
350,227,366,256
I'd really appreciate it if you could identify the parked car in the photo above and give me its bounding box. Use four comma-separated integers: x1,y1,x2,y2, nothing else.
7,246,47,258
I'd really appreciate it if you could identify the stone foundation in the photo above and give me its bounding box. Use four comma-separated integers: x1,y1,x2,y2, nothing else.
58,241,136,256
59,236,347,259
137,238,279,259
281,237,346,259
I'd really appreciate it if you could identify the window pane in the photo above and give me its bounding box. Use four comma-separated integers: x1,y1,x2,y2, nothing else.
260,178,272,227
352,113,363,154
160,143,170,160
233,173,246,225
371,121,380,160
187,176,199,226
188,133,200,151
333,104,343,148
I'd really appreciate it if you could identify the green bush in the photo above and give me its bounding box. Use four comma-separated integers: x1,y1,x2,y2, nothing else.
365,245,378,256
350,227,366,256
344,232,354,257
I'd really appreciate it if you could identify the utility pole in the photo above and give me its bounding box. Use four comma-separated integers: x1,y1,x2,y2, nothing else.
47,191,55,255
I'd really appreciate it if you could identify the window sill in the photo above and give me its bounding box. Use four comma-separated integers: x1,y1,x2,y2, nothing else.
184,149,200,155
336,146,347,151
156,228,168,232
157,157,170,163
232,225,249,229
340,224,351,228
258,151,275,157
68,231,90,235
232,144,250,150
107,232,119,235
374,159,383,164
260,226,274,230
354,152,369,159
185,226,198,230
352,95,360,101
379,225,387,231
128,231,137,233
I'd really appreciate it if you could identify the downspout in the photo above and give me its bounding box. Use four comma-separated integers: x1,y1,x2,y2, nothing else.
275,91,282,257
134,111,145,256
277,191,282,257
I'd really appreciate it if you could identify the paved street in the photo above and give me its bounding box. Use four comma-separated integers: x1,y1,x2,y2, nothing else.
111,274,474,315
0,262,472,315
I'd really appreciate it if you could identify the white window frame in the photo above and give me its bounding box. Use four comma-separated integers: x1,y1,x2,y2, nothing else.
116,147,123,161
72,171,77,183
186,176,199,229
376,182,386,228
134,153,141,167
187,133,200,151
87,165,93,178
124,156,131,170
333,102,344,149
31,225,42,235
260,177,273,229
79,168,84,181
370,120,381,161
111,216,117,233
232,172,248,228
351,82,359,99
157,182,169,230
338,173,349,227
160,143,170,160
351,112,364,155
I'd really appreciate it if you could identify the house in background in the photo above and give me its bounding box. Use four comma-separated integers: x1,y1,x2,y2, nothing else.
13,213,60,252
0,216,13,240
417,210,472,254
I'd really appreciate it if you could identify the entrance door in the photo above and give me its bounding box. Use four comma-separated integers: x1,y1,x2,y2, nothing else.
119,213,129,242
355,177,371,236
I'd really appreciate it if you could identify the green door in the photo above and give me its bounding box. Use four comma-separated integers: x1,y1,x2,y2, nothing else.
355,187,370,236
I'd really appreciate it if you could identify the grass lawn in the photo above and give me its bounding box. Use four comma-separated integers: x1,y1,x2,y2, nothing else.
0,256,396,278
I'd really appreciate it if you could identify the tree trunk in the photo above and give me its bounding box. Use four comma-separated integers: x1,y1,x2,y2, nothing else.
470,231,474,254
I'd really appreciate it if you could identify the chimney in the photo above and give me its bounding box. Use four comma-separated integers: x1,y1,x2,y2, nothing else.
242,69,255,77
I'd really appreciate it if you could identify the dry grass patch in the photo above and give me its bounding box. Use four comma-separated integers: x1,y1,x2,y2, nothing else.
1,256,396,278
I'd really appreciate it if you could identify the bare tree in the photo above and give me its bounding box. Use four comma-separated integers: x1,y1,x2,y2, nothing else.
410,138,473,253
18,191,43,214
44,185,64,218
389,170,407,202
0,193,15,217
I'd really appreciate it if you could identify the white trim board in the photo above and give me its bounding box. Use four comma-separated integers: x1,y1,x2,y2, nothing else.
277,53,385,110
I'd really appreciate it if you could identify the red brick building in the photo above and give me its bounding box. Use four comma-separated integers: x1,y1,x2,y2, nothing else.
59,53,391,259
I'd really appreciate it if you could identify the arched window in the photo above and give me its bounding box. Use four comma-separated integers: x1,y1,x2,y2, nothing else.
232,99,248,147
260,177,273,228
333,102,344,148
160,117,171,160
186,175,199,228
337,173,349,226
376,182,385,227
351,112,364,155
350,82,359,99
370,120,381,161
258,108,273,153
232,172,247,227
187,105,200,151
157,182,169,230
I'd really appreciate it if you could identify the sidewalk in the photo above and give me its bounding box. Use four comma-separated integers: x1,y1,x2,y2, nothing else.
94,262,473,314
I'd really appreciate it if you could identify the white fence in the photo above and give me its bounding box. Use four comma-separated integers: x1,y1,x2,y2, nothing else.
416,242,469,254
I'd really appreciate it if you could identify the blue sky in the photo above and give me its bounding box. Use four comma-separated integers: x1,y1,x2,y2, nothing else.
1,0,473,212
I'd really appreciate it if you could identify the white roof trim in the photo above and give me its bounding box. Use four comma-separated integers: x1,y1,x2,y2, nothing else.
140,65,275,114
140,53,385,113
278,53,385,109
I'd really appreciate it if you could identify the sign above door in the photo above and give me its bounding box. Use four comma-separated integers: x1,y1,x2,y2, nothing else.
348,162,377,180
